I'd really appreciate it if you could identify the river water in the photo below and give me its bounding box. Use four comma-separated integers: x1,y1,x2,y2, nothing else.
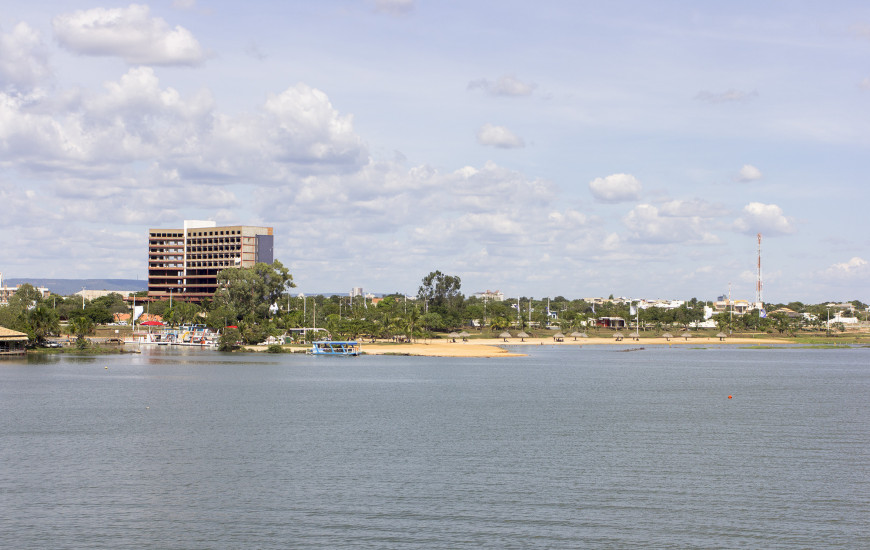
1,345,868,548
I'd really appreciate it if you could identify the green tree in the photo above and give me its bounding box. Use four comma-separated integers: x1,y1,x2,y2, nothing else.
418,270,462,310
218,327,242,352
213,260,295,321
68,317,94,348
26,304,60,346
490,315,510,331
8,283,43,310
168,301,201,326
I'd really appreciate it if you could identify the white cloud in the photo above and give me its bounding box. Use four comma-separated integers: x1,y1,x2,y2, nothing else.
589,173,641,202
623,204,719,244
824,257,868,279
476,123,525,148
738,164,762,182
52,4,206,66
658,198,720,218
0,67,215,170
695,89,758,103
259,83,368,169
0,22,50,91
0,68,368,187
733,202,795,235
468,75,536,97
373,0,414,16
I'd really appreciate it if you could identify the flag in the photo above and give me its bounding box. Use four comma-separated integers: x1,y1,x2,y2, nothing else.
759,308,767,318
630,304,637,316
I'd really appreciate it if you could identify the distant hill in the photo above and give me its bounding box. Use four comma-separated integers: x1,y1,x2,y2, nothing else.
5,279,147,296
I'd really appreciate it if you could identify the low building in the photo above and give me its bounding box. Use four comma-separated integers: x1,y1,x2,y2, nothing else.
0,326,28,356
596,317,626,328
828,314,859,326
713,299,753,315
75,289,138,301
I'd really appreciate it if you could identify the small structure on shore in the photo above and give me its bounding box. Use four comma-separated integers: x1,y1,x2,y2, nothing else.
613,332,624,341
499,331,512,342
0,326,28,356
716,332,728,341
448,332,459,343
570,331,588,341
517,331,529,342
662,332,673,341
458,331,470,342
629,332,640,341
553,332,565,342
681,331,692,341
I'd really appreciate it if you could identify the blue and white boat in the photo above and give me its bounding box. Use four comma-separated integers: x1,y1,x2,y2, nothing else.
311,340,361,356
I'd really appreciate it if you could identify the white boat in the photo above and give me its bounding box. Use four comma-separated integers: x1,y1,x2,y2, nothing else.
124,325,219,349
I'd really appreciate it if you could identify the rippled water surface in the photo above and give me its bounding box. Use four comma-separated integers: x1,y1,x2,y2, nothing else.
2,345,869,548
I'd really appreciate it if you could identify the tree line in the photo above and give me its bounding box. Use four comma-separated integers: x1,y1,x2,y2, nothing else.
2,262,866,348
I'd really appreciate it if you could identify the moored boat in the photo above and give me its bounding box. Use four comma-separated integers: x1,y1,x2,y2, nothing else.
311,340,360,356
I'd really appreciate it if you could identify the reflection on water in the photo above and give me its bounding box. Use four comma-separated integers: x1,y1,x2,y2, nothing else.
1,346,868,549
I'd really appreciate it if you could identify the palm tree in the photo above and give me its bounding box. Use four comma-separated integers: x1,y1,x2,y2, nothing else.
490,316,510,332
27,304,60,346
68,316,94,348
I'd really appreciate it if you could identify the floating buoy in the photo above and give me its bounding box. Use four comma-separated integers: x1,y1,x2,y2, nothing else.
105,366,108,369
728,395,732,399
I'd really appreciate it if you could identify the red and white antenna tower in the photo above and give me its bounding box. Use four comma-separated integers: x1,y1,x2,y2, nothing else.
756,233,763,305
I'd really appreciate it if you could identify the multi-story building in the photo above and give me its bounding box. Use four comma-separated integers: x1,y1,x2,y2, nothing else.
147,220,274,302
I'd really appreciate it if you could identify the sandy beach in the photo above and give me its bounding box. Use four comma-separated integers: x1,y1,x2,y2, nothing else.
324,335,789,358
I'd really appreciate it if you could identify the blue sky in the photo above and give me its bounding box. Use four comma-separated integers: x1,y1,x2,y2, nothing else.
1,1,868,303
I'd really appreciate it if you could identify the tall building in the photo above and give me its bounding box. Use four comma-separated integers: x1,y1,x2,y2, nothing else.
147,220,274,302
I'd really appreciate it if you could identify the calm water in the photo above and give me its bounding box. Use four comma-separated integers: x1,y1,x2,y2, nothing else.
1,345,868,549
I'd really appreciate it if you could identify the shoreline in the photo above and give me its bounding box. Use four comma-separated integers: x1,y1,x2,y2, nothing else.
247,335,828,358
359,336,788,357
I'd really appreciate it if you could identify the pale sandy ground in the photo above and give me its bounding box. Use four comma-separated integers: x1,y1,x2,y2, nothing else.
248,335,788,358
362,336,786,357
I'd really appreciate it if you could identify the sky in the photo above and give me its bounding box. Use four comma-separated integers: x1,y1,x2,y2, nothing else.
1,0,868,303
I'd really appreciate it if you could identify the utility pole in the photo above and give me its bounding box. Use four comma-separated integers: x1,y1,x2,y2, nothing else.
728,282,733,334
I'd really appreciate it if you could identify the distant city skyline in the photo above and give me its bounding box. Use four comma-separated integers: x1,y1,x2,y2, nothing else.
1,1,868,303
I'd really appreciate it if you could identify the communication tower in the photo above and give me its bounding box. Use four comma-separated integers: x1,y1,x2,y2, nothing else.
756,233,763,305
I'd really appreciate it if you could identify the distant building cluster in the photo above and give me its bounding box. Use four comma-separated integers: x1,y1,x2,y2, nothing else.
0,272,49,306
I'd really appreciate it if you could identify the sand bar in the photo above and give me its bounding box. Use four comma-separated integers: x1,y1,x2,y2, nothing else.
367,337,789,357
254,335,789,358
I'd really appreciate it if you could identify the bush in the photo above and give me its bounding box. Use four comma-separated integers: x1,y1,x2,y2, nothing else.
218,328,242,352
266,344,284,353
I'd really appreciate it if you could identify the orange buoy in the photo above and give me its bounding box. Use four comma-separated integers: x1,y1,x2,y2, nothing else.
728,395,732,399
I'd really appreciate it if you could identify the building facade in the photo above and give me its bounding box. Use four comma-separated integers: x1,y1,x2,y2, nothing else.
474,290,505,302
148,220,274,302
